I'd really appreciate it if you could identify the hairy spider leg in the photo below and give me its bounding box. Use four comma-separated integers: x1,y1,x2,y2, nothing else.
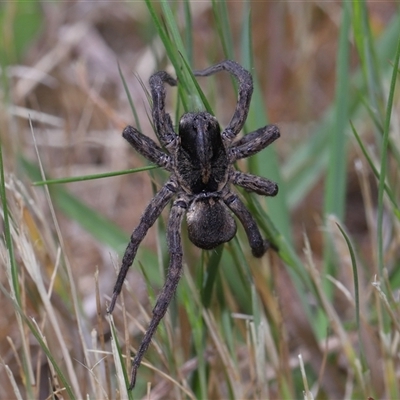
231,170,278,197
223,192,270,258
229,124,280,162
122,126,172,171
129,198,187,389
108,181,177,313
149,71,179,150
194,60,253,141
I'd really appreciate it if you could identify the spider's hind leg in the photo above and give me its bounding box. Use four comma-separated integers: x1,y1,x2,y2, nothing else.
223,192,271,257
108,180,177,314
129,197,187,389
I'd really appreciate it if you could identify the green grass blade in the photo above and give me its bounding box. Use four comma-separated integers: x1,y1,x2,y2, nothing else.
201,245,224,308
320,2,352,323
183,0,193,66
377,32,400,278
144,0,205,112
3,296,76,399
20,157,131,253
211,0,234,60
0,142,20,304
352,0,385,127
335,223,362,352
350,121,400,217
32,165,158,186
118,61,142,131
323,1,351,222
284,12,400,211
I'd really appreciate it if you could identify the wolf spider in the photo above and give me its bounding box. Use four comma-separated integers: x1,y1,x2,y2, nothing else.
108,60,280,389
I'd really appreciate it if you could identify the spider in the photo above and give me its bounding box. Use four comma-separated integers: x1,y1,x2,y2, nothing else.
108,60,280,389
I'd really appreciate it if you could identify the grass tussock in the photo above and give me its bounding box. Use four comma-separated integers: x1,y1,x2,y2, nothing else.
1,2,400,399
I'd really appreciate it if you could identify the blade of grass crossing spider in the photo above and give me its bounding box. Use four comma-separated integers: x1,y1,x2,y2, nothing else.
32,165,158,186
377,33,400,282
144,0,205,112
160,0,203,111
20,157,150,254
180,55,213,114
118,61,142,131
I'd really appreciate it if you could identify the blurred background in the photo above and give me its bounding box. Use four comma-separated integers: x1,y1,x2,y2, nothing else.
1,1,399,399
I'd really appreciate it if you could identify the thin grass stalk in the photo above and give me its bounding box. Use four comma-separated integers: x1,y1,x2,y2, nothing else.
31,122,89,397
377,33,400,279
211,0,235,61
284,12,400,211
350,122,400,216
118,62,142,131
2,361,23,400
352,0,385,127
0,144,35,396
323,1,350,222
304,233,368,397
108,315,132,400
32,165,158,186
95,269,112,397
183,0,193,66
335,221,367,373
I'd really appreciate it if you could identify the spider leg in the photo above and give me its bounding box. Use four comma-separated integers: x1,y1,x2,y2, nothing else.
194,60,253,141
108,180,177,313
149,71,179,151
229,124,280,162
231,170,278,197
223,192,270,257
123,125,172,171
129,197,187,389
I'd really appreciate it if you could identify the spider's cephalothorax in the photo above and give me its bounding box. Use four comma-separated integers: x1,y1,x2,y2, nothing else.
108,60,280,389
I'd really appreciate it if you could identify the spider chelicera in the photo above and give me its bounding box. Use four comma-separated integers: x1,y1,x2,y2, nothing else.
108,60,280,389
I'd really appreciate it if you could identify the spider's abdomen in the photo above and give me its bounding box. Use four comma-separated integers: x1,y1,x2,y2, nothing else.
177,112,229,194
186,197,237,249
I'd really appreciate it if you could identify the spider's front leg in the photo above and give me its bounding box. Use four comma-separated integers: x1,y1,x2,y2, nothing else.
194,60,253,141
231,170,278,197
122,125,172,171
108,180,177,313
229,124,280,162
149,71,179,151
129,197,187,389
